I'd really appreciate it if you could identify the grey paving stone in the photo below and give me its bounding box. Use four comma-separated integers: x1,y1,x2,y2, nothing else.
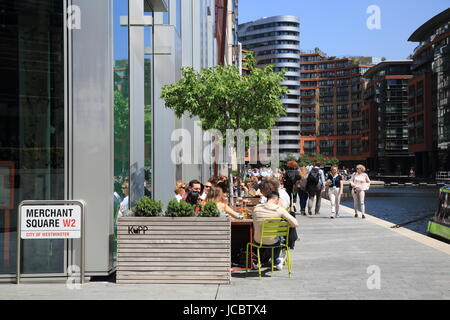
0,200,449,300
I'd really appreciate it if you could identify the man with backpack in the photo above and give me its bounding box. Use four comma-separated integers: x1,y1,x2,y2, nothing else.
306,162,326,215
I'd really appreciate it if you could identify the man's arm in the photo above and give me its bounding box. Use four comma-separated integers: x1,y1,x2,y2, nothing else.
280,209,299,228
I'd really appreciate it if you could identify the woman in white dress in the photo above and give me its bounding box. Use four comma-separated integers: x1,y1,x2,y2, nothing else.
350,164,371,219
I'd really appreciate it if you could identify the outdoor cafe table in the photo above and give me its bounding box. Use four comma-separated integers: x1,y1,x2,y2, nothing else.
230,217,254,272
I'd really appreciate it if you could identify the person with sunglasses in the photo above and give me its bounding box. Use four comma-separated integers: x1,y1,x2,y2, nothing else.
173,180,186,202
350,164,371,219
200,181,213,201
117,182,129,218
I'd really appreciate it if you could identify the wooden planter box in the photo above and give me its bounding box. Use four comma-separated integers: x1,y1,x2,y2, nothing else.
116,216,231,284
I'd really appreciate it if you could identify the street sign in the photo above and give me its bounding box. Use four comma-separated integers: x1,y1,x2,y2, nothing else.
17,200,86,285
20,205,82,239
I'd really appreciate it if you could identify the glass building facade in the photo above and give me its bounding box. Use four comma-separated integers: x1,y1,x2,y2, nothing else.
0,0,216,281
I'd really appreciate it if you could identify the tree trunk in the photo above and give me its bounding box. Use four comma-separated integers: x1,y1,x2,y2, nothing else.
228,146,234,206
224,105,234,206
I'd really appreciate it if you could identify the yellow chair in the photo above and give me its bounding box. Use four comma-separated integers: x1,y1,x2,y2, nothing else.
246,218,292,279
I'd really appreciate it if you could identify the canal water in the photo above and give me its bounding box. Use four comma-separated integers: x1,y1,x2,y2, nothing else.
340,186,440,235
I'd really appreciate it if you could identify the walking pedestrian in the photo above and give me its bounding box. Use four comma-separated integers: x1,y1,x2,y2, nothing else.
326,165,344,219
306,162,326,215
294,166,309,215
283,161,300,213
350,164,371,219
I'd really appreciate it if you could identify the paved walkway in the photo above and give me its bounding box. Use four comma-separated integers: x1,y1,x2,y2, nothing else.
1,200,449,300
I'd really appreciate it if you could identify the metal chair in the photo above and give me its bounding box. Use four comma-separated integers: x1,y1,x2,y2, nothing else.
245,218,292,279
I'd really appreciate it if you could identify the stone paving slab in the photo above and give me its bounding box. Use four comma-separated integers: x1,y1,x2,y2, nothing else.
0,200,449,300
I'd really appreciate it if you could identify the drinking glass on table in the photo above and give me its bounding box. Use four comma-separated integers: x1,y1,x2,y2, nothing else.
240,207,247,219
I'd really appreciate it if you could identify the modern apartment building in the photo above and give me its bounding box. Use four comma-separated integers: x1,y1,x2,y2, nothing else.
299,50,372,168
0,0,220,281
408,8,450,176
238,16,301,159
363,61,414,175
215,0,239,66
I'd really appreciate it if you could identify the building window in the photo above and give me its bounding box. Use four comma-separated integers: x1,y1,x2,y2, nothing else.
337,122,350,135
304,141,316,155
320,140,334,156
320,106,334,120
351,121,362,135
351,139,362,155
0,0,65,274
320,122,335,136
337,140,349,156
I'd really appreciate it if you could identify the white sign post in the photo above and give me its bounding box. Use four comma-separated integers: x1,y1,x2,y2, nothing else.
16,200,86,284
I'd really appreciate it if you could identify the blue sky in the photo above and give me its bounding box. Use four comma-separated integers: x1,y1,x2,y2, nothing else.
238,0,449,60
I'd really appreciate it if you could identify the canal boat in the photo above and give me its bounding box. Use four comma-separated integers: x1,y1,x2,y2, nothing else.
427,185,450,242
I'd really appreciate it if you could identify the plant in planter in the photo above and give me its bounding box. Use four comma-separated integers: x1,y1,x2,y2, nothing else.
134,196,163,217
200,201,220,217
165,199,195,217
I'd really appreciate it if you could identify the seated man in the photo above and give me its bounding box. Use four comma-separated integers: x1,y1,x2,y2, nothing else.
252,192,299,270
185,179,202,206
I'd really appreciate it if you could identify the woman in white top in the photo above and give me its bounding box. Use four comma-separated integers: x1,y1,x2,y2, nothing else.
173,180,186,202
350,164,371,219
278,180,291,211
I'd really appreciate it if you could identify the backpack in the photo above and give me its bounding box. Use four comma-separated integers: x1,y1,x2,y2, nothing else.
284,170,299,190
307,167,320,188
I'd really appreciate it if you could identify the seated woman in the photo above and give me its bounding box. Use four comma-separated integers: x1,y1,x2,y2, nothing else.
205,187,243,220
173,180,186,202
246,181,257,197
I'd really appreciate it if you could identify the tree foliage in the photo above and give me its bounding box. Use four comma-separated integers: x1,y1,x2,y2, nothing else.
160,52,288,142
161,52,288,203
281,154,340,169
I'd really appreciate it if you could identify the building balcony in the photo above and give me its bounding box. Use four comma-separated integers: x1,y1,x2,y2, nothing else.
257,53,301,62
287,89,301,95
278,117,300,122
243,35,300,46
253,44,301,53
284,71,301,77
283,97,301,103
272,62,301,69
242,26,300,37
279,134,301,140
276,125,300,131
281,80,300,86
279,144,301,150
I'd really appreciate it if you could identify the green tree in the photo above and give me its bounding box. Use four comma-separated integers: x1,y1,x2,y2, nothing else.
297,154,339,168
161,52,288,203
